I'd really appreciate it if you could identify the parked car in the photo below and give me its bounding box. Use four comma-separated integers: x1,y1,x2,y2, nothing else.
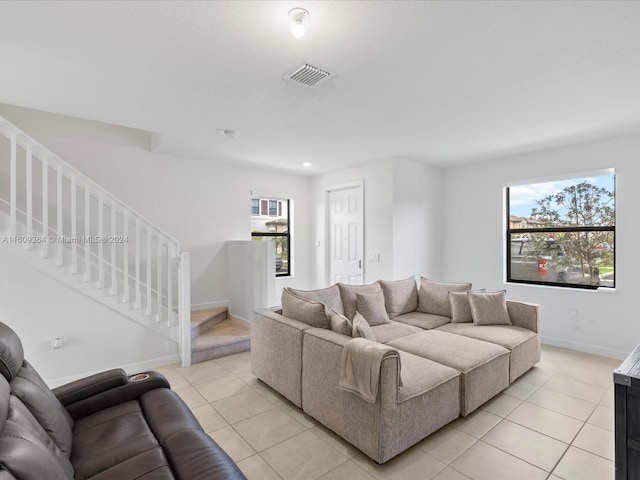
509,238,595,285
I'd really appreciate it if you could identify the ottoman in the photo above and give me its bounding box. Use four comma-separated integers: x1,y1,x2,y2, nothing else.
387,330,510,416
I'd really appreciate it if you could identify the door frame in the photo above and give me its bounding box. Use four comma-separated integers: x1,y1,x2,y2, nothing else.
325,180,365,287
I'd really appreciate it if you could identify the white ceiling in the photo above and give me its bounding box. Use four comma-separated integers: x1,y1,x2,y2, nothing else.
1,1,640,175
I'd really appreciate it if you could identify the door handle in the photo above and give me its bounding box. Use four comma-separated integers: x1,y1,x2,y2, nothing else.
359,259,362,269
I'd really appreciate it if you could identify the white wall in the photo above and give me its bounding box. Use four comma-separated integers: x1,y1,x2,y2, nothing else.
392,158,443,280
442,132,640,359
310,159,394,286
227,240,276,320
0,251,178,386
310,158,443,287
0,104,312,309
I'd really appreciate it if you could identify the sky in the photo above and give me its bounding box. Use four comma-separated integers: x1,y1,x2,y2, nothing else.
509,174,615,218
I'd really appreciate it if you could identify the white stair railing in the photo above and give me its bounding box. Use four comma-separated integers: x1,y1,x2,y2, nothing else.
0,115,191,365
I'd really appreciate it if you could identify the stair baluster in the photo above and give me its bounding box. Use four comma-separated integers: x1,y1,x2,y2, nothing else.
0,114,191,365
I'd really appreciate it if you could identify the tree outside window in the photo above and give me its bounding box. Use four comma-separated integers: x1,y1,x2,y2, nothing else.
507,173,615,289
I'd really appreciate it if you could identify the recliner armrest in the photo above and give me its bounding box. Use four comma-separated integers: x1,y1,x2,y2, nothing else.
59,371,170,420
53,368,129,406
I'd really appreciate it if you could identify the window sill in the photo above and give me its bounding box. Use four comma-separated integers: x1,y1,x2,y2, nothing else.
504,281,616,294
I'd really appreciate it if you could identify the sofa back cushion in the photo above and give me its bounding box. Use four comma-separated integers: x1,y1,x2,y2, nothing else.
417,278,472,317
356,292,391,326
0,322,74,457
469,291,512,326
338,282,382,321
287,285,344,316
379,278,418,319
11,361,74,457
0,377,74,480
282,288,330,328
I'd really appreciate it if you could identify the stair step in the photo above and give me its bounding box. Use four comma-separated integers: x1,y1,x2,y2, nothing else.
190,317,250,364
190,306,228,340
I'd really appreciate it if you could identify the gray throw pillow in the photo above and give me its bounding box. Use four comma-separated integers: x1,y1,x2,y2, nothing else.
281,288,329,328
379,277,418,319
449,289,486,323
468,291,512,326
352,312,377,341
338,282,381,320
417,278,472,317
329,309,352,336
287,285,344,316
356,291,391,326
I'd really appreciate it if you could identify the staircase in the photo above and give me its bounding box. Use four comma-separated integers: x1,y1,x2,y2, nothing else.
0,115,193,366
190,307,250,364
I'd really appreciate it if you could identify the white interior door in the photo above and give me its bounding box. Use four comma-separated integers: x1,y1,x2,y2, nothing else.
328,184,363,285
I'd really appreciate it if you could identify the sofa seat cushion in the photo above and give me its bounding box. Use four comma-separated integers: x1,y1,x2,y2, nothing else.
71,400,160,479
388,331,510,415
436,323,541,382
370,321,423,344
393,311,451,330
87,447,174,479
71,388,219,480
397,350,460,403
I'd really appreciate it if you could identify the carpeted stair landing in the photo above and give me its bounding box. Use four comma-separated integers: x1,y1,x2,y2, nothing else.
190,306,250,364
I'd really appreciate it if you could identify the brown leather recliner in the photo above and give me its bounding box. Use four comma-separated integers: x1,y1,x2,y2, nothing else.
0,322,246,479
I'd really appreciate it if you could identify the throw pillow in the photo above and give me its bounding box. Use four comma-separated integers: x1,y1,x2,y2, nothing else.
417,278,472,317
281,288,330,329
287,285,344,316
338,282,382,321
356,291,391,326
379,277,418,319
329,309,352,336
449,289,486,323
352,312,377,341
468,291,512,326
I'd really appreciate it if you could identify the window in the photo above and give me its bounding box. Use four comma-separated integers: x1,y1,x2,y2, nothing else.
269,200,278,216
506,172,615,289
251,197,291,277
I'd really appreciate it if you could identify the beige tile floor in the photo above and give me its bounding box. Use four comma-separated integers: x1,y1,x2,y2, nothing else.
156,344,620,480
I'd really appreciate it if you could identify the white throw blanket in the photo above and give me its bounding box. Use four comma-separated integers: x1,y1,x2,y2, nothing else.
339,338,402,403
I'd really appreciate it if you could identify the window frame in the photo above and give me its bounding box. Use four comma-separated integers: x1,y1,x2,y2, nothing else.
251,197,292,278
505,173,615,290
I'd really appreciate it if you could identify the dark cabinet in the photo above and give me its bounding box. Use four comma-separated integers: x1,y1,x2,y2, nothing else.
615,345,640,480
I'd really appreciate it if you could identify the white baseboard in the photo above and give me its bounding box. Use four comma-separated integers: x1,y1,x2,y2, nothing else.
228,314,251,324
45,354,181,389
541,335,628,360
191,300,230,311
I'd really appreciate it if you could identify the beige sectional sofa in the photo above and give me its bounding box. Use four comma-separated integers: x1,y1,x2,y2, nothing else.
251,277,540,463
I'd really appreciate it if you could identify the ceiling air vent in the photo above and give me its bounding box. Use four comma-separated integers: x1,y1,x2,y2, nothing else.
285,63,334,87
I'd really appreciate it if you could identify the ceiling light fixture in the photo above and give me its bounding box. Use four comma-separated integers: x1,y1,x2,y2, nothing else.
302,162,312,167
288,8,309,38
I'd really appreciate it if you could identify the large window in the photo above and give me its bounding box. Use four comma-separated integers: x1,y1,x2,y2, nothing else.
251,197,291,277
506,172,615,289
